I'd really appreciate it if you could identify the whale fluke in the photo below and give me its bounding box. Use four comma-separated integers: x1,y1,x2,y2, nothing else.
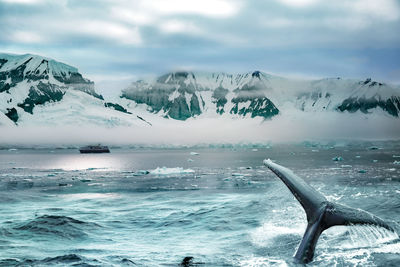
263,159,394,263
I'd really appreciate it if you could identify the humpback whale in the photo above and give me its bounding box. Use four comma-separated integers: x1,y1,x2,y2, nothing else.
263,159,394,263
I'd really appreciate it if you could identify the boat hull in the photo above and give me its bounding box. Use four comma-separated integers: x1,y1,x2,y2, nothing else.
79,145,110,154
79,149,110,154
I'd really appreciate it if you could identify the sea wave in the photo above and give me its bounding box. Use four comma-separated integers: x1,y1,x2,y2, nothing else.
12,215,100,239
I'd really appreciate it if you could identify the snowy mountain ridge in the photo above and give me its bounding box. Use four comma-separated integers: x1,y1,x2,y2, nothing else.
121,71,400,120
0,53,149,126
0,53,78,78
121,71,280,120
1,53,400,127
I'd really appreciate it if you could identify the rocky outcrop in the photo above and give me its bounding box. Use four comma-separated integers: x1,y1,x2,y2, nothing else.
212,87,229,115
121,72,206,120
5,107,18,124
230,84,279,119
295,78,400,117
104,102,132,114
337,96,400,116
18,82,65,114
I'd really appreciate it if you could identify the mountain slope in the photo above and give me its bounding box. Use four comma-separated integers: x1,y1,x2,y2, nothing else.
295,78,400,116
121,71,280,120
121,71,400,120
0,53,149,126
1,53,399,127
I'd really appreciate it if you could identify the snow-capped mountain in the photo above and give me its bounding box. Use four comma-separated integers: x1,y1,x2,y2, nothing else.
0,53,149,126
121,71,282,121
121,71,400,120
295,78,400,116
1,53,400,127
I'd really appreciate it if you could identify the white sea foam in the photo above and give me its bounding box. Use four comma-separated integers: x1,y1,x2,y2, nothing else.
150,167,195,175
250,222,304,248
315,225,399,265
239,256,288,267
60,193,119,200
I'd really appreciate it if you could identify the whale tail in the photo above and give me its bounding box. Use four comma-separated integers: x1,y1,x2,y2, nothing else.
263,159,393,263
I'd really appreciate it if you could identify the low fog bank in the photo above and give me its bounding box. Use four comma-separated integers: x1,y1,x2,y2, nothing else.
1,112,399,148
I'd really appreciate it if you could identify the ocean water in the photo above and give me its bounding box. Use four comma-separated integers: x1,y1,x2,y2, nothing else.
0,143,399,266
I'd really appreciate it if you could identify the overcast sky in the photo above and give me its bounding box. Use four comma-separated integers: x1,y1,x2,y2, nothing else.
1,0,400,94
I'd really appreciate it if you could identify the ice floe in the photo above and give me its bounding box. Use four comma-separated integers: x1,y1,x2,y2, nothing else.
150,167,195,175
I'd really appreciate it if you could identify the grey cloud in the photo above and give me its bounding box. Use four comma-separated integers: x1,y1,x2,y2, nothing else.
0,0,399,95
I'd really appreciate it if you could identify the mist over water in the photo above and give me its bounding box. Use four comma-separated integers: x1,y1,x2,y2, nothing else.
1,112,400,147
1,109,400,266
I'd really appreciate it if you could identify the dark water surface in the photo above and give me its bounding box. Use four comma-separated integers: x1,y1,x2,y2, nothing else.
0,143,399,266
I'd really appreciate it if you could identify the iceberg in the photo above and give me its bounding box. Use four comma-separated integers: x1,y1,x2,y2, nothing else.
332,156,343,161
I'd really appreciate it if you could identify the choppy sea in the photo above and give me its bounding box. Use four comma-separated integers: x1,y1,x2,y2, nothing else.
0,142,399,266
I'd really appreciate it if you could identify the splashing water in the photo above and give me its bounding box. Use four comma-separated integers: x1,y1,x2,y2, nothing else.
346,225,399,248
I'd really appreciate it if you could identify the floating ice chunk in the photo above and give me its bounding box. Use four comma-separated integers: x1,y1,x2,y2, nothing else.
368,146,380,150
8,148,18,151
150,167,194,175
312,149,319,152
187,158,194,162
190,152,199,156
393,161,400,165
251,149,258,152
332,156,343,161
372,159,378,163
355,155,361,158
135,170,150,175
123,170,149,177
239,166,252,170
232,173,251,177
393,155,400,158
341,165,352,168
86,167,107,171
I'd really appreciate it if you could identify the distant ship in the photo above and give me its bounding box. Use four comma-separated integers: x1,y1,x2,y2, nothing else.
79,145,110,154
